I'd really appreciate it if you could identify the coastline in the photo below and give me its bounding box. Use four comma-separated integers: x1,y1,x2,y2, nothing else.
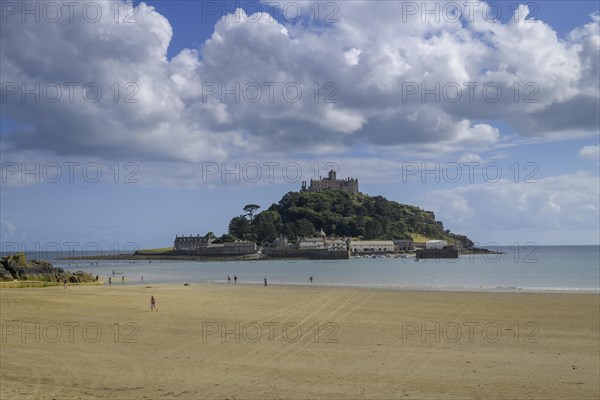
3,279,599,294
61,253,264,262
61,247,501,262
98,280,600,294
1,284,598,399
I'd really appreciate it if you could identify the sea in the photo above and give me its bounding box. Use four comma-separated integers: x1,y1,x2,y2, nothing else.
5,245,599,293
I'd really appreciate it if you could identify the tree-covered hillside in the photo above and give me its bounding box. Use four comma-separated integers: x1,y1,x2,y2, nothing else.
228,190,474,249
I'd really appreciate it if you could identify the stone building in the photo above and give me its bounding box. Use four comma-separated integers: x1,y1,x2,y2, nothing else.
301,170,359,195
174,234,213,250
349,240,395,254
264,233,350,260
392,240,414,252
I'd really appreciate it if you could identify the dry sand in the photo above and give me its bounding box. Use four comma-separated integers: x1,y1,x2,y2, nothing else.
1,284,598,399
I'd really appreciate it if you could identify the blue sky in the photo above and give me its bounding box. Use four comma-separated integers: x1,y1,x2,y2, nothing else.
1,0,599,252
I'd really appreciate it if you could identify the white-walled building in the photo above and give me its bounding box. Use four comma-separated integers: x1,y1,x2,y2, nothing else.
349,241,394,254
297,237,349,251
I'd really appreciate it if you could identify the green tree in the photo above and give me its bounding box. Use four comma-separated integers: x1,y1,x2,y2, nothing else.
281,222,298,240
220,234,238,243
243,204,261,222
295,219,316,238
364,219,383,239
253,211,281,244
228,216,251,238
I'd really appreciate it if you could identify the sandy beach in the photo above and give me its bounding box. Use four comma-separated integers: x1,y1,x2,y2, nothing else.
1,284,598,399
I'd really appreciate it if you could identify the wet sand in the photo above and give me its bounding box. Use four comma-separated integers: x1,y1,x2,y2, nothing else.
1,284,598,399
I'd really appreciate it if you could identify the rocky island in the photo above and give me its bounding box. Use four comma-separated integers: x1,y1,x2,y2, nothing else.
65,170,499,261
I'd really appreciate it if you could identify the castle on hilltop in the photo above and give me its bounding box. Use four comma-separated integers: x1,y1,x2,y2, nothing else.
301,170,359,195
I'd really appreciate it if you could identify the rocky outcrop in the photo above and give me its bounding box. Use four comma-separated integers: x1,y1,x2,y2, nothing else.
0,264,13,281
0,253,96,283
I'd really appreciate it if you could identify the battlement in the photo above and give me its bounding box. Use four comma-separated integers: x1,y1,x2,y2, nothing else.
301,170,359,195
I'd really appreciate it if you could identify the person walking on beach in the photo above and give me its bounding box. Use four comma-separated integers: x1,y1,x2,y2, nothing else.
150,295,158,312
141,276,144,284
234,274,237,284
264,277,268,286
227,275,231,284
310,276,313,283
112,270,115,277
108,277,112,286
122,275,125,283
63,279,68,289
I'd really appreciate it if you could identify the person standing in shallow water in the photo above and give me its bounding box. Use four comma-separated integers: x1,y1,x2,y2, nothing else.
264,277,267,286
234,274,237,284
227,275,231,284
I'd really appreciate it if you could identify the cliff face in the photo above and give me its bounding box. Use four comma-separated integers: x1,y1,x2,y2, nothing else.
0,253,95,283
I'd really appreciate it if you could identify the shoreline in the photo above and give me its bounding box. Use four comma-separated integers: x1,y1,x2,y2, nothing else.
3,279,599,294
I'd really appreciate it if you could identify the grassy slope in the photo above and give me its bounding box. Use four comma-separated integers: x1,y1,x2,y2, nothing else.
136,247,174,253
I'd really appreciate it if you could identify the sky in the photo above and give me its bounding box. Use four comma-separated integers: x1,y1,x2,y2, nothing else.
1,0,599,253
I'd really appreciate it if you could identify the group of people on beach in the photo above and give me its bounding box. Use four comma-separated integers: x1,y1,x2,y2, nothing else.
106,276,126,285
97,268,315,313
227,275,314,286
146,274,314,312
107,270,145,285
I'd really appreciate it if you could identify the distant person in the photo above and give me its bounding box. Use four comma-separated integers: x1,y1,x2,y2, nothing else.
150,295,158,312
234,274,237,284
264,277,267,287
63,279,68,289
310,276,313,283
122,275,125,283
112,270,115,276
141,276,144,284
108,277,112,286
227,275,231,284
95,275,98,282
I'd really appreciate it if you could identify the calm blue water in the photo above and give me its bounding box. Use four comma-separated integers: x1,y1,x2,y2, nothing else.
7,246,600,293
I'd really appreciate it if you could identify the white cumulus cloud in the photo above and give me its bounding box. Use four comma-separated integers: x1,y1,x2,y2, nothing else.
579,145,600,161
